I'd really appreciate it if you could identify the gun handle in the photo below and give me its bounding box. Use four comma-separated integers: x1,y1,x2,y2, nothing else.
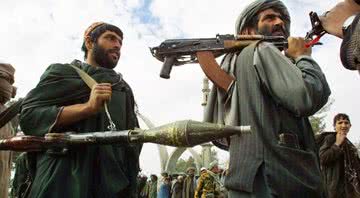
160,56,176,79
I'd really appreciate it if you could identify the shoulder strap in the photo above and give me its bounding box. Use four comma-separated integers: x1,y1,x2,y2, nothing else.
68,64,97,88
68,64,116,131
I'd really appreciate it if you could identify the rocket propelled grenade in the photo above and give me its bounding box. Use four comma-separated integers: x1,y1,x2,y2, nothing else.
0,120,250,151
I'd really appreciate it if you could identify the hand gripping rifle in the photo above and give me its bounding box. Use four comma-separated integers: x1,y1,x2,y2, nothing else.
0,120,251,152
150,34,287,92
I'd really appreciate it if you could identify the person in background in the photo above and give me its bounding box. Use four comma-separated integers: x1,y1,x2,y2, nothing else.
0,62,16,198
319,113,360,198
147,174,158,198
171,175,184,198
158,176,171,198
182,167,197,198
195,167,217,198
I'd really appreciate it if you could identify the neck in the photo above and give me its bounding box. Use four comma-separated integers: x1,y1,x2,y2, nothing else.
86,52,100,67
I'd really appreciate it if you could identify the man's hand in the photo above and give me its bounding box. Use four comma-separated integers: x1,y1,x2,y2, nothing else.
53,83,113,128
85,83,112,114
285,37,311,59
335,131,347,146
319,0,360,38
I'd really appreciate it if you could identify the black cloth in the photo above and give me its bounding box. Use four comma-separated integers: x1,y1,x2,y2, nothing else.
319,133,360,198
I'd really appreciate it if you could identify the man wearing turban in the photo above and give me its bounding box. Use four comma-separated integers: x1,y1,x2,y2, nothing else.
0,62,16,198
205,0,331,197
19,22,141,197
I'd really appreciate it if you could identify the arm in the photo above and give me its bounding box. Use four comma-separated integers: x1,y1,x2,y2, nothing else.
319,135,344,166
194,176,204,198
54,83,112,127
20,64,112,136
254,39,331,116
319,0,360,38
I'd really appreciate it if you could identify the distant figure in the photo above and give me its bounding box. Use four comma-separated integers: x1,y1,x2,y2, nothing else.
319,113,360,198
158,172,169,192
207,161,225,198
182,167,197,198
171,175,183,198
148,174,158,198
158,176,171,198
194,167,216,198
0,62,16,198
138,174,148,198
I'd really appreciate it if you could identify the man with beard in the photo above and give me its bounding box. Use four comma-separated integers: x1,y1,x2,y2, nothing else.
204,0,331,197
19,22,141,198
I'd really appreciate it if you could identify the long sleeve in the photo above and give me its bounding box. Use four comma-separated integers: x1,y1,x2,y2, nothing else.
19,63,87,136
319,135,343,166
254,42,331,116
340,14,360,70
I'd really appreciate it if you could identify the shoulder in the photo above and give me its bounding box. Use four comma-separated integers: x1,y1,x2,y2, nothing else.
40,63,78,80
323,132,336,142
256,42,283,55
316,132,336,146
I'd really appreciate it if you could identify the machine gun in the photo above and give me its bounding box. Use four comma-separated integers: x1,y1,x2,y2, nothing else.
0,120,251,152
305,11,327,47
150,34,287,92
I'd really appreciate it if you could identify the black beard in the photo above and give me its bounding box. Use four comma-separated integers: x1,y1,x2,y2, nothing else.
92,44,118,69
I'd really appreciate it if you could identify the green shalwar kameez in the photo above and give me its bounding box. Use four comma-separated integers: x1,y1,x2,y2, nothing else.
19,60,141,198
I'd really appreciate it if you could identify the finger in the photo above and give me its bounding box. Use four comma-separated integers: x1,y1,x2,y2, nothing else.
94,84,112,90
94,90,112,95
93,87,112,92
95,94,111,102
97,83,112,86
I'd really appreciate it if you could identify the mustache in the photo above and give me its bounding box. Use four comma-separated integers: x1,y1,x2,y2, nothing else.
107,48,120,56
272,25,286,34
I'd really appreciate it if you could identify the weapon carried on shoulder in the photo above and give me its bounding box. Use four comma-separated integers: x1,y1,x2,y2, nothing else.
150,34,287,92
305,11,326,47
0,120,251,152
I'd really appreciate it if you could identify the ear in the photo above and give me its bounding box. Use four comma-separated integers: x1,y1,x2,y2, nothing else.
84,36,94,51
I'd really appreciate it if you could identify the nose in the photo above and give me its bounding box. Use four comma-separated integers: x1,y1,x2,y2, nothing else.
113,40,121,50
274,17,284,27
341,122,348,127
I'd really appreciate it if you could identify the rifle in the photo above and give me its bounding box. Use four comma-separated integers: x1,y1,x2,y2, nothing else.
305,11,327,47
0,120,251,152
150,34,287,92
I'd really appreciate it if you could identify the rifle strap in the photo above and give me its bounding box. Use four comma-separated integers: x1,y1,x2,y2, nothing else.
68,64,117,131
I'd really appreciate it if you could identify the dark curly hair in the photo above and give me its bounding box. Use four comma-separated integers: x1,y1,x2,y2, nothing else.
333,113,351,126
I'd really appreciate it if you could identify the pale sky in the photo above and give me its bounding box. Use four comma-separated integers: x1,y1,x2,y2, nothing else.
0,0,358,175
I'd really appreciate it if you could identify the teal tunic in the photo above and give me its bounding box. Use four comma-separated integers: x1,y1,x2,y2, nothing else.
19,60,141,198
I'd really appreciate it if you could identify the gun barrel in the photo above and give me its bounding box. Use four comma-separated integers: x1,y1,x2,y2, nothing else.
0,136,48,151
